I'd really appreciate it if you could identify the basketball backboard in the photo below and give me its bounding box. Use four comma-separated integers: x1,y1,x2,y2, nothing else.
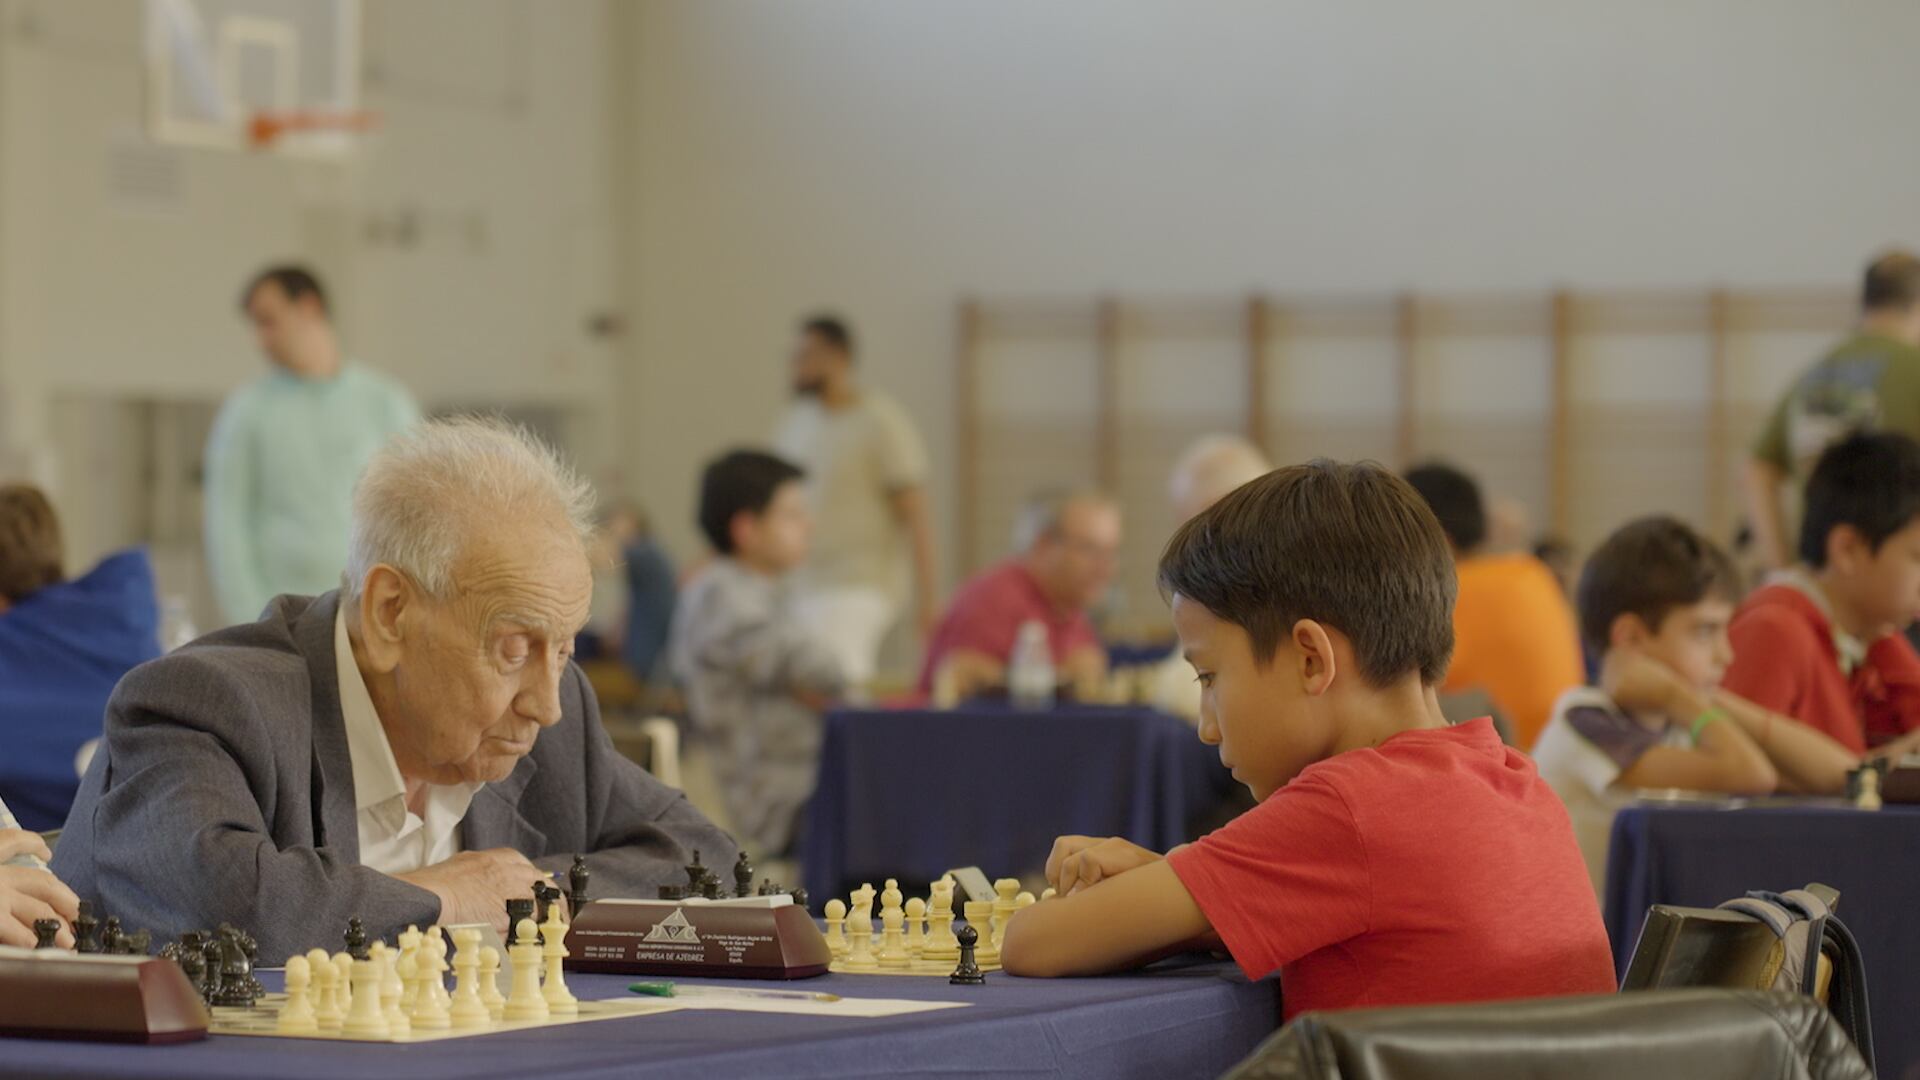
145,0,365,157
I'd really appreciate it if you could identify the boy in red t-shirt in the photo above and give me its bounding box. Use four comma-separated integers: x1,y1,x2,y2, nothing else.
1000,461,1617,1019
1722,431,1920,756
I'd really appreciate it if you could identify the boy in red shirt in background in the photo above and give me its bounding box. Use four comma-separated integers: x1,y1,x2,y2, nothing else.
1001,461,1616,1019
1722,431,1920,757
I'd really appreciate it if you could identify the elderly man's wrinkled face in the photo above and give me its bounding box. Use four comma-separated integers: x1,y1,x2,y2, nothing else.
377,523,594,785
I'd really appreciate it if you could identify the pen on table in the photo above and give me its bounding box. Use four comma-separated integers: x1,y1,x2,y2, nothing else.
629,981,842,1003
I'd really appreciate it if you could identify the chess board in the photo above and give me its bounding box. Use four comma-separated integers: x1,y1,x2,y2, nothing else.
210,993,683,1043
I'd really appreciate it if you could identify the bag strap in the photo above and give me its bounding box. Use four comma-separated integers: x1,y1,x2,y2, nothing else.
1819,914,1876,1075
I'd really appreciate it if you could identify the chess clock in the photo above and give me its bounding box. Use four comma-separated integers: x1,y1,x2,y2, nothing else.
564,895,831,980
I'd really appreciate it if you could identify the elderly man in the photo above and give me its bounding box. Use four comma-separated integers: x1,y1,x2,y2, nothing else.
919,490,1122,702
53,418,735,959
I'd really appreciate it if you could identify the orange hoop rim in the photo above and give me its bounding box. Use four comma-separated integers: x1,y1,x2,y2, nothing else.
246,108,380,150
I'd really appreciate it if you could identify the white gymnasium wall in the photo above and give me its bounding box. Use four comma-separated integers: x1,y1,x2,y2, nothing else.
0,0,623,624
624,0,1920,591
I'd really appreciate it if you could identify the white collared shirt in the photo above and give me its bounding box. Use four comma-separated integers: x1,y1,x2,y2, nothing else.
334,608,483,874
1773,568,1869,676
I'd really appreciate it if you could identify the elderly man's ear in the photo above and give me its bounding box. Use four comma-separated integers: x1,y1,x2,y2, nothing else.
355,565,414,674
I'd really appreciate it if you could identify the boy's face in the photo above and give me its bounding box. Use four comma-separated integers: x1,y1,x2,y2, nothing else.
1171,593,1335,802
735,482,814,572
1638,598,1736,691
1829,519,1920,635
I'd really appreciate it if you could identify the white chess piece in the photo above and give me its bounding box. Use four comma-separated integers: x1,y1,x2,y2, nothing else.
397,926,424,1012
965,900,1000,965
375,942,409,1038
505,918,550,1021
991,878,1019,951
307,948,342,1031
343,950,391,1039
410,932,451,1030
904,897,927,958
924,881,959,961
1040,887,1057,902
881,878,904,916
277,955,319,1035
823,899,848,959
541,909,578,1015
878,903,910,969
1858,768,1884,811
333,953,354,1013
449,927,491,1029
479,946,507,1021
843,886,880,972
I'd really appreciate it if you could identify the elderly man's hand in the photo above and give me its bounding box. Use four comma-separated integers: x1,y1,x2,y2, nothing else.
396,848,555,934
0,829,80,949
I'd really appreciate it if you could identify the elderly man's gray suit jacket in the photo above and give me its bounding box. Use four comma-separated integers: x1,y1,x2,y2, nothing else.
51,591,736,960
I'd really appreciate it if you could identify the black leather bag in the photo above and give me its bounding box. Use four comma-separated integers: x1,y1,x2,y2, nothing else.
1219,989,1872,1080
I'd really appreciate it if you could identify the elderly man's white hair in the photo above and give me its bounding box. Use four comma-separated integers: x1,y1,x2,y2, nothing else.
345,415,596,602
1011,488,1115,553
1168,434,1271,521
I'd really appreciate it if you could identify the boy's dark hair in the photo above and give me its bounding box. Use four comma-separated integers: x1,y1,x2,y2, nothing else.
0,484,65,604
1861,250,1920,313
1403,462,1486,553
1799,430,1920,568
1158,459,1456,686
241,264,329,316
1577,516,1741,655
698,449,805,555
801,314,854,357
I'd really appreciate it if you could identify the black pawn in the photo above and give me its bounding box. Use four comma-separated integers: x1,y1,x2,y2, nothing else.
31,919,61,950
700,875,721,901
733,851,755,898
343,917,369,961
72,901,99,954
99,917,124,955
949,925,986,985
123,929,151,956
788,887,810,914
569,854,591,915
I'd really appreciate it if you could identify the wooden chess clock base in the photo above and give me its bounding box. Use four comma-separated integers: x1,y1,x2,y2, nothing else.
0,948,211,1043
565,895,831,980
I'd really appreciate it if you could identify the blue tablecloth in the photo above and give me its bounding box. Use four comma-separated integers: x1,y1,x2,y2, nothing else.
0,960,1279,1080
1604,803,1920,1080
804,705,1237,905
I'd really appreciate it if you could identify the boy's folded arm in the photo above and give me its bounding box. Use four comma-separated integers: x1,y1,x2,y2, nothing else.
1710,688,1858,793
999,860,1213,978
1614,717,1776,794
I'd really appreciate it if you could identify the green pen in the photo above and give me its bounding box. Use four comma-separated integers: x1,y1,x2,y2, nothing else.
629,981,842,1003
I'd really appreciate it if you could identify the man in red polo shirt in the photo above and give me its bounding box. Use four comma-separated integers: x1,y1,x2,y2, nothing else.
920,490,1121,703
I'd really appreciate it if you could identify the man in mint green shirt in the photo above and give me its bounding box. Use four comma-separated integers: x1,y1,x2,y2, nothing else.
205,266,420,625
1746,251,1920,570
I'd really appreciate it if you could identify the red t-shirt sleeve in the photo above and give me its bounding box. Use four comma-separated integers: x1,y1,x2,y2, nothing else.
1866,633,1920,739
935,581,1022,664
1166,775,1370,981
1722,605,1813,719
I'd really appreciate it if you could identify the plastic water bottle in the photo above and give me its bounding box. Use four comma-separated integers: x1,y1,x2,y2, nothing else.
1008,620,1057,708
161,595,198,653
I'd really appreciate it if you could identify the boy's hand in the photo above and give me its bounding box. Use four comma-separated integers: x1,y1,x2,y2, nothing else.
1045,836,1163,896
1602,651,1705,718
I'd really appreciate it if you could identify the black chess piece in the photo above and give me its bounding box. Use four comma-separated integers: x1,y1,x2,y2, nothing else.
506,897,536,931
657,884,684,900
211,936,260,1007
176,946,206,993
199,939,224,1003
787,887,809,914
99,916,124,955
72,901,99,954
569,854,591,915
123,929,151,956
684,849,708,892
733,851,755,898
536,880,563,925
344,917,370,961
700,874,721,901
31,918,61,949
949,925,986,985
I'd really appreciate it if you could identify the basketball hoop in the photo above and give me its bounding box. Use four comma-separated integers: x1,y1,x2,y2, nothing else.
246,108,379,152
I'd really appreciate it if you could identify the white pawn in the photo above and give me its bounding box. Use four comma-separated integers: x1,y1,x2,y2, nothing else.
410,932,451,1030
449,927,491,1029
307,948,342,1031
904,897,927,958
505,918,549,1022
1015,891,1036,912
991,878,1020,950
1041,887,1058,902
878,903,910,969
333,953,354,1013
965,900,1000,966
375,942,410,1038
479,946,507,1021
277,955,319,1035
823,899,848,959
1858,768,1884,811
343,950,390,1039
541,909,578,1015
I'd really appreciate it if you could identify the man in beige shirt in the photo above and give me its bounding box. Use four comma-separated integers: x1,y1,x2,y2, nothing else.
773,314,937,686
